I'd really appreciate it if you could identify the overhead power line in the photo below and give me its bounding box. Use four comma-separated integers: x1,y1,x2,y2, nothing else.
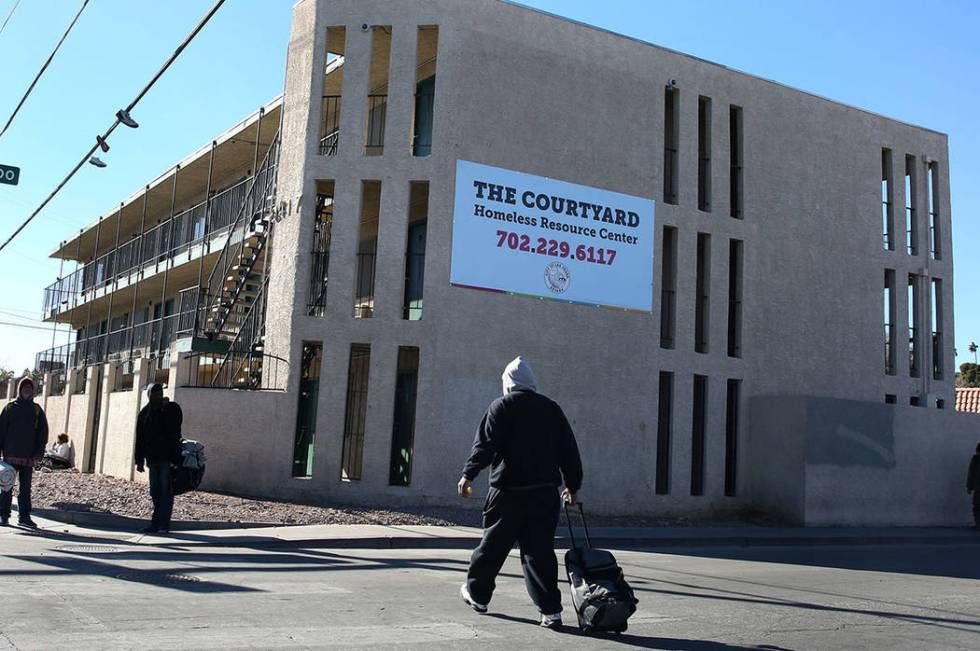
0,0,21,38
0,0,90,139
0,319,54,333
0,0,226,257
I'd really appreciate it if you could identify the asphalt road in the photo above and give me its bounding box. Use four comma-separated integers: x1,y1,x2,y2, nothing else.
1,526,978,650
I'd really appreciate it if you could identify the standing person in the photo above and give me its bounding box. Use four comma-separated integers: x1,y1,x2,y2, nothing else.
968,443,980,531
0,378,49,528
134,384,182,534
457,356,583,629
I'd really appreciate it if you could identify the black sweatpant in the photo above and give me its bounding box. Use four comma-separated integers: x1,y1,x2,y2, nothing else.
466,486,562,615
973,491,980,527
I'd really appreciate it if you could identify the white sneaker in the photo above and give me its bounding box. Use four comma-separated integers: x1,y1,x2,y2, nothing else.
460,584,488,613
540,612,562,629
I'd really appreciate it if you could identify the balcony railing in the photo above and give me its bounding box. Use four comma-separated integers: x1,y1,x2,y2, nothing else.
365,94,387,155
42,177,253,320
319,95,341,156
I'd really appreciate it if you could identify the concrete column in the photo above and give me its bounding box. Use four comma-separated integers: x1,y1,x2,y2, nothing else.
385,21,417,159
372,179,410,320
359,339,398,488
336,21,371,157
94,364,116,474
5,378,15,400
42,372,53,410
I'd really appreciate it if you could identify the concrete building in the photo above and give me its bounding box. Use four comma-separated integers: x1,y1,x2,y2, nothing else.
31,0,979,525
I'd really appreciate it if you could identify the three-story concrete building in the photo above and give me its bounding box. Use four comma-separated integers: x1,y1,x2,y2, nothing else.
27,0,977,525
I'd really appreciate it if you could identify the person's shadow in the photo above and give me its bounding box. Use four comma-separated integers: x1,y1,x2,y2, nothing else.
485,613,790,649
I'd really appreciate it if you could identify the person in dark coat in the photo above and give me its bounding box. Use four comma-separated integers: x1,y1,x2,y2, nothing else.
134,384,182,533
0,377,49,528
968,442,980,531
457,356,583,629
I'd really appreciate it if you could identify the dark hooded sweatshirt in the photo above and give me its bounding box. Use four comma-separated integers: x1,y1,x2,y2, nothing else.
968,454,980,493
0,378,49,464
134,400,183,466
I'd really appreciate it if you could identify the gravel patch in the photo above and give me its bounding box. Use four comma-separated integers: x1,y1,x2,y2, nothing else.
23,470,771,528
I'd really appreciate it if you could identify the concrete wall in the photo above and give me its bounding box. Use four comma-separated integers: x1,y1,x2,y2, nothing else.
95,360,151,481
747,396,979,525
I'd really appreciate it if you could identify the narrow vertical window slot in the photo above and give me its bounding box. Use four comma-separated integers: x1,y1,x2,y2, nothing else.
881,149,893,250
389,346,420,486
931,278,943,380
928,162,940,259
663,87,679,205
319,27,345,156
341,344,371,481
412,27,438,156
727,239,743,358
659,226,677,349
292,342,323,477
308,182,335,316
691,375,707,496
655,371,673,495
908,274,919,377
698,96,712,212
905,155,917,255
364,26,392,155
402,182,428,320
724,379,740,497
354,181,381,318
729,106,743,219
884,269,896,375
695,233,711,354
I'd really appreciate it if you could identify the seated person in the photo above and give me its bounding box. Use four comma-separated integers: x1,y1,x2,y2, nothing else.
44,434,74,470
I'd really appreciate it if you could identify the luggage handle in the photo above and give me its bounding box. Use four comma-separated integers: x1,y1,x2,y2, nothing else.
562,501,593,550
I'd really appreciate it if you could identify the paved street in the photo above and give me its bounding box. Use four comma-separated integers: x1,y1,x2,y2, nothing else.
1,524,978,650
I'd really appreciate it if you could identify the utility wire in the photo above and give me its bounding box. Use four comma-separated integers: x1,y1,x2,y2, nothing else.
0,0,226,256
0,0,20,38
0,0,89,139
0,319,55,332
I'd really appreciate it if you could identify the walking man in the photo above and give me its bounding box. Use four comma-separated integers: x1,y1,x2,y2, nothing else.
458,356,583,629
0,378,49,528
134,384,182,533
968,442,980,531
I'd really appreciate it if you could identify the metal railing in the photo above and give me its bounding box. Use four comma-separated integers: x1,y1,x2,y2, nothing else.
365,94,387,155
353,252,377,318
199,130,280,338
319,95,341,155
660,288,675,349
178,351,287,391
42,177,253,320
412,91,434,157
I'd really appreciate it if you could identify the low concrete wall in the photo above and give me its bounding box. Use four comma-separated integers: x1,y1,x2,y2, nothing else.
42,392,71,441
173,385,294,497
67,367,100,473
748,396,980,526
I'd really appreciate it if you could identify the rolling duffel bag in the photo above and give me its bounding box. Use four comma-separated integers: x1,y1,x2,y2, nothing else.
563,502,638,634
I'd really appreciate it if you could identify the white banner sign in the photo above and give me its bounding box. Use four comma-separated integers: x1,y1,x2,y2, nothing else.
450,160,655,312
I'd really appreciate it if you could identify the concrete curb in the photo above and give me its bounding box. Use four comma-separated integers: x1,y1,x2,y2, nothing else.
32,508,279,532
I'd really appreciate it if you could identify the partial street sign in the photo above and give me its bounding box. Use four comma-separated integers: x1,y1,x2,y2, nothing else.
0,164,20,186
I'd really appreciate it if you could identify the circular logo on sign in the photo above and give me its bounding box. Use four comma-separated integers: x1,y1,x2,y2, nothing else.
543,261,570,294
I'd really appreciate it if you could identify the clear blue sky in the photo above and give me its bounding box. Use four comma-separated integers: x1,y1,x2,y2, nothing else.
0,0,977,373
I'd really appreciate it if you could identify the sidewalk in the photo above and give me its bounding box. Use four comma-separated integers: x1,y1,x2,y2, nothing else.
5,509,978,550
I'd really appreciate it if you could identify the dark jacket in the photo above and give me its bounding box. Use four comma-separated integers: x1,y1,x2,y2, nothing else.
0,398,49,461
968,454,980,492
134,401,183,466
462,389,583,492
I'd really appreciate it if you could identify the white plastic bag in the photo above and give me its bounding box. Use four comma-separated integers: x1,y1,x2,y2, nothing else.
0,461,15,493
180,439,206,470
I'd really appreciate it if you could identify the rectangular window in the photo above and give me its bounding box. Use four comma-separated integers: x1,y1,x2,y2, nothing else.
292,342,322,478
691,375,707,496
655,371,673,495
729,106,743,219
936,398,945,410
905,155,917,255
881,149,894,250
910,395,921,407
412,27,438,156
389,346,420,486
663,87,679,205
354,181,381,318
695,233,711,354
319,26,345,156
698,96,712,212
364,26,392,155
928,161,940,259
908,273,919,377
403,182,428,320
932,278,943,380
660,226,677,349
727,239,743,358
884,269,896,375
724,379,740,497
308,183,335,316
885,394,897,404
341,344,371,481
